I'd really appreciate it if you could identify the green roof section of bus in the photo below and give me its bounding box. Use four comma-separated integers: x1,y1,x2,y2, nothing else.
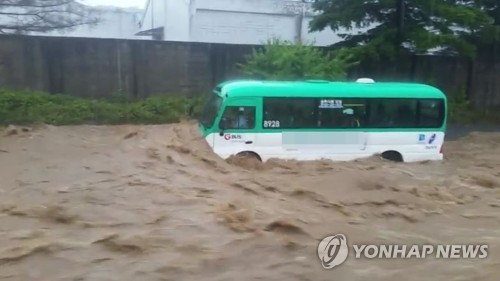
216,80,447,100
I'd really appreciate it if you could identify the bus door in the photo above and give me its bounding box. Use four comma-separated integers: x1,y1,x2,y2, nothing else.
212,98,260,154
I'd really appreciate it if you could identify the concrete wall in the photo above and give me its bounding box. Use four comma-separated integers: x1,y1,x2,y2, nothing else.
191,10,297,45
0,35,254,98
0,35,499,107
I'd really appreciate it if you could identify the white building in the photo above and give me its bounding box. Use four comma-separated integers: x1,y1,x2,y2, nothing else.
136,0,345,46
28,5,144,40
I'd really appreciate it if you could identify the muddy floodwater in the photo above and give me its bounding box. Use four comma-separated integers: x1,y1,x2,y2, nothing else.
1,121,499,281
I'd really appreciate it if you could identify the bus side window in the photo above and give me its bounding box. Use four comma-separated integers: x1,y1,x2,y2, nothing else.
369,99,417,128
418,99,443,128
263,97,316,129
263,98,283,128
369,102,392,127
219,106,255,129
319,99,366,128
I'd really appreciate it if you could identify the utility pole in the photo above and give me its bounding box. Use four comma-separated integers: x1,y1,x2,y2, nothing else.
296,1,305,44
296,0,313,43
151,0,155,40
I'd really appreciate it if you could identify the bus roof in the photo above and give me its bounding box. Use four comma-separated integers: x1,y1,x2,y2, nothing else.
216,80,447,99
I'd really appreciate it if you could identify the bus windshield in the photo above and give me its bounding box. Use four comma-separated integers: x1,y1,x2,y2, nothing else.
200,93,222,129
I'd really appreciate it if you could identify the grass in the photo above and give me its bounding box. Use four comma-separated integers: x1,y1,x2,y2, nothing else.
0,89,206,126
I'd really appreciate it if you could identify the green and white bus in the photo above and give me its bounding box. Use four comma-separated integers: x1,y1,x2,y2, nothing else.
198,78,447,162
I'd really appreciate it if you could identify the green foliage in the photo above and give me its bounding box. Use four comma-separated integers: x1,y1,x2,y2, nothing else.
0,89,205,126
447,86,500,124
463,0,500,57
309,0,495,60
448,85,472,123
238,38,358,80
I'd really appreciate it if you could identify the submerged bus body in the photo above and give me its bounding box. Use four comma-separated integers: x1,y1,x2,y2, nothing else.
197,79,447,162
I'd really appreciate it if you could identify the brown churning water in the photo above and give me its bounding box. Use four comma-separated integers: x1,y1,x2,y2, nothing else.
0,122,499,281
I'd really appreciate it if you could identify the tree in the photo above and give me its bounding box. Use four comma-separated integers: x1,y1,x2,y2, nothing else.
238,38,358,81
0,0,100,34
465,0,500,58
309,0,494,60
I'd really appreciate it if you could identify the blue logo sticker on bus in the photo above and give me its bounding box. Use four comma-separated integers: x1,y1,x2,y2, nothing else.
428,134,437,144
418,134,425,142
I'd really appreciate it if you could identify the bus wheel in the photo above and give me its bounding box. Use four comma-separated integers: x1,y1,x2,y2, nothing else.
236,151,262,162
381,151,403,162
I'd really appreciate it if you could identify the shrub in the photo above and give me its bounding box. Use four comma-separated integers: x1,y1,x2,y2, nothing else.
238,38,358,81
448,86,472,123
0,89,206,126
447,86,500,125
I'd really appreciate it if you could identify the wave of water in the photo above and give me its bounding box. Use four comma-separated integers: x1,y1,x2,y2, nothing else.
0,122,499,281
